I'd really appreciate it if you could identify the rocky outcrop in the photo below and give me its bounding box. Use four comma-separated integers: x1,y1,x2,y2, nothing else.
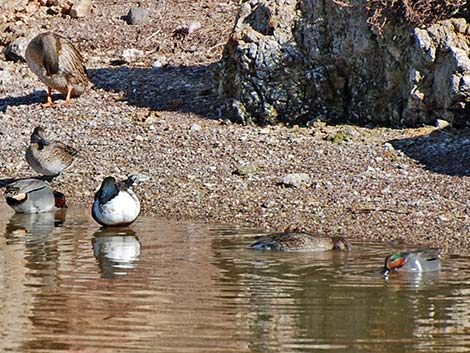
0,0,92,61
216,0,470,127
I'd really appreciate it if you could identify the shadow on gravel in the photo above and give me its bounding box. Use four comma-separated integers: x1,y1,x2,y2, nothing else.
88,63,224,119
389,128,470,176
0,92,63,111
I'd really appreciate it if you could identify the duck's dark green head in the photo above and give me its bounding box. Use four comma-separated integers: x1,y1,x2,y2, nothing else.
96,177,119,204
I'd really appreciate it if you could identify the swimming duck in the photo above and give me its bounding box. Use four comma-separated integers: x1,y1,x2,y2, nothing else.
26,126,78,177
250,232,352,252
25,32,89,107
383,249,441,276
4,179,55,213
92,175,144,227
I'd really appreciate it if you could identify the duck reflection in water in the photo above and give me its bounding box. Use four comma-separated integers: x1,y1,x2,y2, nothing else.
92,227,141,278
5,210,67,243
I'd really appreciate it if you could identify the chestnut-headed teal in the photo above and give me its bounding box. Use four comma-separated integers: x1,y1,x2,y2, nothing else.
383,249,441,276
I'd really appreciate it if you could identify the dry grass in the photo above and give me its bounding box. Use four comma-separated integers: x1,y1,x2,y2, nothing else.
366,0,467,33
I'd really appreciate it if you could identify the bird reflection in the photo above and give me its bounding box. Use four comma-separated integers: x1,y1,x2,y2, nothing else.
5,211,65,243
384,270,442,290
92,227,141,278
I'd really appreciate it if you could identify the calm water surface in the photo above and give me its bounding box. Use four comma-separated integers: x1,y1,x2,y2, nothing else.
0,206,469,353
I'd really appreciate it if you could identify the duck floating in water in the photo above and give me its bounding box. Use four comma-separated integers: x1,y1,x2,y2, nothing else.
383,249,441,276
25,32,89,107
251,232,352,252
4,179,55,213
26,126,78,178
92,175,147,227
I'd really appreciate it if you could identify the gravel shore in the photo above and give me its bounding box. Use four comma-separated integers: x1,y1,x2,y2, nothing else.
0,0,469,254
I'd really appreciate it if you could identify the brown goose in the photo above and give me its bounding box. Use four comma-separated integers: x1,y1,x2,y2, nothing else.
25,32,89,107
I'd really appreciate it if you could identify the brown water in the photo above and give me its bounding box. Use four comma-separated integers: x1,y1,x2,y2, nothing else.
0,205,469,353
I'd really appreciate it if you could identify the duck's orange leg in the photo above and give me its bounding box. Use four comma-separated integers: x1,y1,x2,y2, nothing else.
42,87,54,108
64,86,73,105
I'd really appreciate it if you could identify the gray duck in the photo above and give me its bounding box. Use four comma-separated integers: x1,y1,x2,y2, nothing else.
4,179,55,213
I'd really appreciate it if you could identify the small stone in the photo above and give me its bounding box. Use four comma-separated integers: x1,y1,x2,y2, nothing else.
281,173,310,188
70,0,92,18
145,115,157,125
328,130,352,144
262,200,276,208
258,128,270,135
60,2,73,14
174,21,202,36
121,48,144,63
189,123,202,132
39,0,58,6
306,117,326,128
152,59,164,68
234,162,258,176
435,119,450,129
187,21,202,34
438,214,451,222
46,7,59,15
126,7,149,25
4,34,35,62
0,69,13,85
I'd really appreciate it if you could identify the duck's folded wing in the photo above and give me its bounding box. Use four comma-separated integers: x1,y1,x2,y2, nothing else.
9,179,49,193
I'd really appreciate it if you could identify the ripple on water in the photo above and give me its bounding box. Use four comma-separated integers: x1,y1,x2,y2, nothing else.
0,206,469,353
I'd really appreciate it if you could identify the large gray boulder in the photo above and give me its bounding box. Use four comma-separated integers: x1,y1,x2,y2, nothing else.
216,0,470,127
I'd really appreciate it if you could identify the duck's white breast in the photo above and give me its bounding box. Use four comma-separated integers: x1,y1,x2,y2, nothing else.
93,190,140,226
